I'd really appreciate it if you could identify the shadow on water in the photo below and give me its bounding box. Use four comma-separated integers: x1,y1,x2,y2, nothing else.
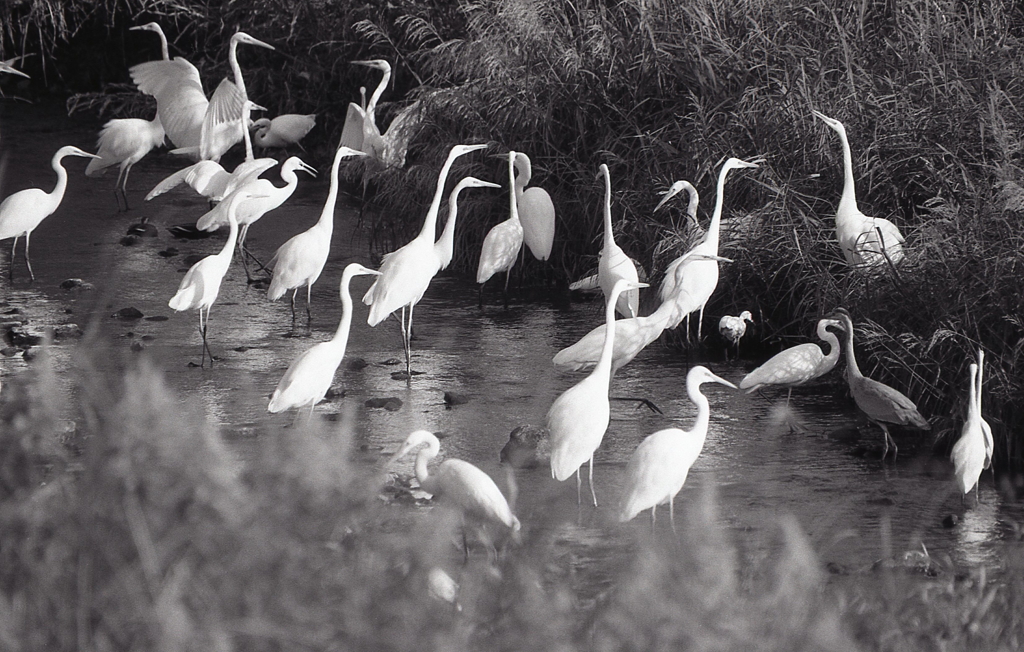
1,100,1021,598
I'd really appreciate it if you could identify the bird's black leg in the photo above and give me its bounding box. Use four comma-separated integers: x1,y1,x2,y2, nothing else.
24,233,34,281
610,396,664,414
9,236,17,281
306,285,313,323
290,290,297,323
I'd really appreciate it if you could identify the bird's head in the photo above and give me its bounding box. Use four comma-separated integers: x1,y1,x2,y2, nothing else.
452,176,501,195
688,365,738,390
352,59,392,74
233,32,275,51
722,157,762,175
284,157,317,177
596,163,611,182
56,146,101,161
129,22,163,35
811,110,846,135
250,117,272,131
448,143,488,159
654,179,698,214
340,263,381,293
0,61,29,79
825,307,854,331
335,146,368,160
739,310,754,323
609,279,648,303
389,430,439,466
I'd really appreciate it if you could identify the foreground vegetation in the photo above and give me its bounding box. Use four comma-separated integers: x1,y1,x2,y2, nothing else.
1,4,1022,459
1,353,1022,651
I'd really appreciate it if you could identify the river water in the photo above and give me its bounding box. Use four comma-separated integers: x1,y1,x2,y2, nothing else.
1,100,1021,596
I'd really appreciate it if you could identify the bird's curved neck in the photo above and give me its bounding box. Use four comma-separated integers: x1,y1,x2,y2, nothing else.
966,368,978,420
975,362,984,414
414,443,439,492
706,166,731,252
835,127,858,211
841,320,863,380
686,378,713,450
436,190,462,269
241,106,254,161
220,214,240,259
228,37,247,98
418,154,459,241
509,161,520,225
818,326,841,367
601,169,614,248
49,153,71,203
156,29,169,60
686,189,699,220
366,67,391,120
513,157,531,195
317,152,346,236
333,277,356,342
594,287,620,382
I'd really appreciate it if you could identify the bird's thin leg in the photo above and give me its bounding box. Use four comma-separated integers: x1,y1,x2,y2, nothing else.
307,403,315,421
23,232,33,281
503,269,511,310
198,308,208,368
786,387,792,407
697,305,705,341
9,236,17,280
290,289,297,322
669,498,676,534
478,283,484,309
878,422,898,460
575,468,582,506
610,396,663,414
405,304,414,378
588,455,598,507
650,505,656,532
120,164,133,211
306,284,313,322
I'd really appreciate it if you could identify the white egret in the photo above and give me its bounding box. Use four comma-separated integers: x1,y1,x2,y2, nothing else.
0,145,100,281
252,114,316,150
477,150,524,307
85,115,165,211
131,31,274,161
718,310,754,359
618,366,737,530
656,157,758,337
548,278,649,506
513,152,555,260
129,22,170,60
813,110,905,270
339,59,422,168
389,430,521,554
147,101,275,204
951,349,993,502
362,144,490,377
652,179,701,333
739,317,843,402
196,156,317,280
596,164,640,318
268,263,381,415
832,308,930,459
267,146,368,321
168,190,255,367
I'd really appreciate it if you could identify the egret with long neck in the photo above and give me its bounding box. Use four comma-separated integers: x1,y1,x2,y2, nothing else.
477,150,525,308
597,164,640,318
739,317,843,403
513,152,556,261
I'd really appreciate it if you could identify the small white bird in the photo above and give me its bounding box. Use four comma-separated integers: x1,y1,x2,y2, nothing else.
596,164,640,318
618,365,737,529
268,263,381,415
951,349,994,502
739,317,843,402
389,430,521,554
477,150,524,307
267,146,367,321
718,310,754,359
813,110,905,270
513,152,555,261
0,145,100,281
252,114,316,150
85,115,165,211
548,278,648,506
168,190,254,367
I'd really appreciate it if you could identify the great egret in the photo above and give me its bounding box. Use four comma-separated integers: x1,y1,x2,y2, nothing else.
0,145,100,281
389,430,521,554
548,278,649,506
146,101,275,204
596,164,640,318
339,59,422,168
196,156,317,280
131,31,274,161
656,157,759,337
85,116,165,211
513,152,555,260
168,190,255,367
618,365,737,530
812,110,905,270
831,308,930,459
718,310,754,359
129,22,170,61
362,144,490,377
652,179,701,333
268,263,381,415
267,146,368,321
477,150,524,308
739,317,843,402
252,114,316,150
951,349,993,502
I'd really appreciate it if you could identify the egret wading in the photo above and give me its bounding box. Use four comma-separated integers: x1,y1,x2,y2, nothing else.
548,278,649,506
739,317,843,403
831,308,930,459
339,59,422,168
268,263,381,416
718,310,753,359
813,110,905,270
168,190,258,367
596,164,640,318
618,365,737,531
362,144,491,378
0,145,100,281
951,349,993,503
477,150,524,308
252,114,316,151
389,430,520,558
656,157,759,339
85,115,165,211
267,146,368,322
513,152,555,261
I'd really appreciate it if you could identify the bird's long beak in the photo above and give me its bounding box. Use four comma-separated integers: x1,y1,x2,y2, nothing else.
248,103,267,113
475,180,501,189
299,162,318,177
711,373,738,390
653,188,682,213
252,37,275,51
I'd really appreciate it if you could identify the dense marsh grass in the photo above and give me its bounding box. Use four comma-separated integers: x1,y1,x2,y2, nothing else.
3,352,1023,650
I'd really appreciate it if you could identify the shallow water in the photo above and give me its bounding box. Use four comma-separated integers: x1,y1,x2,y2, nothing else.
1,100,1021,595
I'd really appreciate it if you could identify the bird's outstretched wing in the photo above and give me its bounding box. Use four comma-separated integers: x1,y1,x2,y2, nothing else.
200,79,246,160
130,58,207,150
381,100,423,168
340,103,365,151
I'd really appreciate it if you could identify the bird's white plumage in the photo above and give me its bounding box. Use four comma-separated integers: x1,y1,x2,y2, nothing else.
477,151,524,284
596,164,640,318
951,350,993,497
552,298,677,374
739,318,842,392
253,114,316,149
340,60,422,168
513,152,555,261
85,117,165,177
195,156,314,232
718,310,753,347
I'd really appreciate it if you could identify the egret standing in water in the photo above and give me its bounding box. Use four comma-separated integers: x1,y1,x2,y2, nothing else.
739,317,843,403
813,110,905,270
252,114,316,151
85,115,165,211
0,145,100,281
267,146,368,321
168,190,256,367
951,349,993,503
477,150,524,308
513,152,555,261
389,430,521,557
268,263,381,416
362,144,490,378
596,164,640,318
618,366,737,530
718,310,754,359
831,308,930,459
548,278,649,506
